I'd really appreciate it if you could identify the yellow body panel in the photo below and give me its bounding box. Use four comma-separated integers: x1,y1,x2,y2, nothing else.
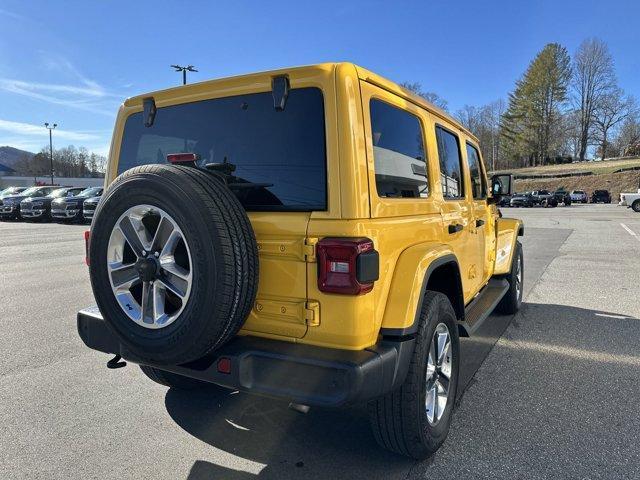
494,217,523,275
105,62,522,351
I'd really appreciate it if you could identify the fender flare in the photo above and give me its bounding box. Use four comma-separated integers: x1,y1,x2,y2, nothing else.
379,250,462,337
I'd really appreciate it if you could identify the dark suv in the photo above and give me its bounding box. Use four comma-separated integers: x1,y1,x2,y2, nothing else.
0,186,56,220
20,187,84,221
591,189,611,203
52,187,104,222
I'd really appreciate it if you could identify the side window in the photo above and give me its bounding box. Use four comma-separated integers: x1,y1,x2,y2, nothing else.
466,143,487,199
370,99,428,198
435,126,464,199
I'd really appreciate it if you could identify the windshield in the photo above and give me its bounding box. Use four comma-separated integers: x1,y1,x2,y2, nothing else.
49,188,69,198
77,187,102,198
538,190,550,195
119,88,327,211
21,187,44,196
595,190,607,194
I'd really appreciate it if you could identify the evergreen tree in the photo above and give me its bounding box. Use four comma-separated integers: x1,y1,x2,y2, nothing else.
501,43,571,167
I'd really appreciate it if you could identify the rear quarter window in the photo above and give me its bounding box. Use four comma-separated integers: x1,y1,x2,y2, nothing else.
118,88,327,211
369,99,429,199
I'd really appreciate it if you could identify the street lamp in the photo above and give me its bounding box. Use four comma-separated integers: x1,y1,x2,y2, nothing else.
44,122,57,185
170,65,198,85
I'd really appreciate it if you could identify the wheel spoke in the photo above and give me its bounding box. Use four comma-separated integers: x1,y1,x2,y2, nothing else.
436,382,448,416
151,216,175,254
438,372,450,392
160,230,182,258
430,382,439,422
153,282,166,324
159,268,189,299
140,281,154,324
109,263,138,290
436,332,450,367
119,216,148,256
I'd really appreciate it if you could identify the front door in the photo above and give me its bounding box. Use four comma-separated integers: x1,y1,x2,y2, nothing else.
465,141,493,285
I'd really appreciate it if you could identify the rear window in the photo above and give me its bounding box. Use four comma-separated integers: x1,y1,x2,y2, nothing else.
119,88,327,211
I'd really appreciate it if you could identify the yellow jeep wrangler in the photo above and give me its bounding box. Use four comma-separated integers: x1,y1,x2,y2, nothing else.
78,63,523,459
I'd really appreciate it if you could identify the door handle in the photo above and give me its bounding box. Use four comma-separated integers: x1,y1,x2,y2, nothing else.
476,219,485,227
448,223,463,234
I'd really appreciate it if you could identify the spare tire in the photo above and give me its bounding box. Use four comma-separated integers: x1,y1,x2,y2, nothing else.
89,164,258,365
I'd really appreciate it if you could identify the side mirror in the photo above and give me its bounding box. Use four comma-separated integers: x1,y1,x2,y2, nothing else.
490,174,515,197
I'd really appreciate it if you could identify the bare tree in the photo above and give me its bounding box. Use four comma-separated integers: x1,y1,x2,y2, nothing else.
612,115,640,156
572,38,616,161
593,89,636,160
400,82,449,111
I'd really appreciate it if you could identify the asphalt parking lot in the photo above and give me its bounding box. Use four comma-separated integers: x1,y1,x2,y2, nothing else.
1,204,639,479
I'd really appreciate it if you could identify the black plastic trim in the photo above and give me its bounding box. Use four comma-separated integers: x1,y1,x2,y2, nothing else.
356,250,379,283
77,307,415,407
379,254,460,337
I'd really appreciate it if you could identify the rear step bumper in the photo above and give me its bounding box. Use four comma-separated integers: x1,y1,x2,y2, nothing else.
77,307,415,407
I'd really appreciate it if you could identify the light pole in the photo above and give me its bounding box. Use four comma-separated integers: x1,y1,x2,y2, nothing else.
170,65,198,85
44,122,57,185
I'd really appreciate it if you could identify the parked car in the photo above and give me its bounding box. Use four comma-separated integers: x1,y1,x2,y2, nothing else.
20,187,84,221
0,186,26,198
498,194,512,207
52,187,104,222
619,189,640,212
553,189,572,206
530,190,558,207
0,185,56,220
510,192,535,207
76,62,524,460
82,195,102,221
570,190,588,203
591,189,611,203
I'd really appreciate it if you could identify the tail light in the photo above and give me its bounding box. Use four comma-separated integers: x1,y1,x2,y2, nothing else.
316,238,379,295
84,230,90,266
167,153,200,164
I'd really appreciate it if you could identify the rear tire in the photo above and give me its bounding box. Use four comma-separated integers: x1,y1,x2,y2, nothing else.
632,200,640,213
496,241,523,315
369,291,460,459
140,365,230,391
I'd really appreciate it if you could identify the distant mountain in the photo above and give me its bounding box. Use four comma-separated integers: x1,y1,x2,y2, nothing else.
0,146,35,167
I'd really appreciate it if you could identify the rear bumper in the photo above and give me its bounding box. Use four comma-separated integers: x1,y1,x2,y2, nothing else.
77,307,415,407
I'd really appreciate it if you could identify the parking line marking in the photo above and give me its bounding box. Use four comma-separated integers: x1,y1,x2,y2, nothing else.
620,223,640,242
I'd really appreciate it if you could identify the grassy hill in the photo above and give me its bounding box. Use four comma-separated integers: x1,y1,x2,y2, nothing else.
495,157,640,200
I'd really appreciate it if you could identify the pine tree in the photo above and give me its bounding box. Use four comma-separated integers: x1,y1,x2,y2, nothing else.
501,43,571,167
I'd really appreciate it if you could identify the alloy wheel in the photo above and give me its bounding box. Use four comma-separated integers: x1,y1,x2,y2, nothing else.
425,323,452,425
106,205,192,329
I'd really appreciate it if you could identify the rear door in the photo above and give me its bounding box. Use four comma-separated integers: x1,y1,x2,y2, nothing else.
434,123,483,301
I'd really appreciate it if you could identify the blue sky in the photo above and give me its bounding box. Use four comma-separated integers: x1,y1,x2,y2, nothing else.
0,0,638,156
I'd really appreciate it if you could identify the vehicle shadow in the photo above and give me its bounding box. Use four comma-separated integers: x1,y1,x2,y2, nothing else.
166,303,640,479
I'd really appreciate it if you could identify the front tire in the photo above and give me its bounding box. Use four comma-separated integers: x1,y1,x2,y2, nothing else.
369,291,460,459
632,200,640,213
496,241,523,314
